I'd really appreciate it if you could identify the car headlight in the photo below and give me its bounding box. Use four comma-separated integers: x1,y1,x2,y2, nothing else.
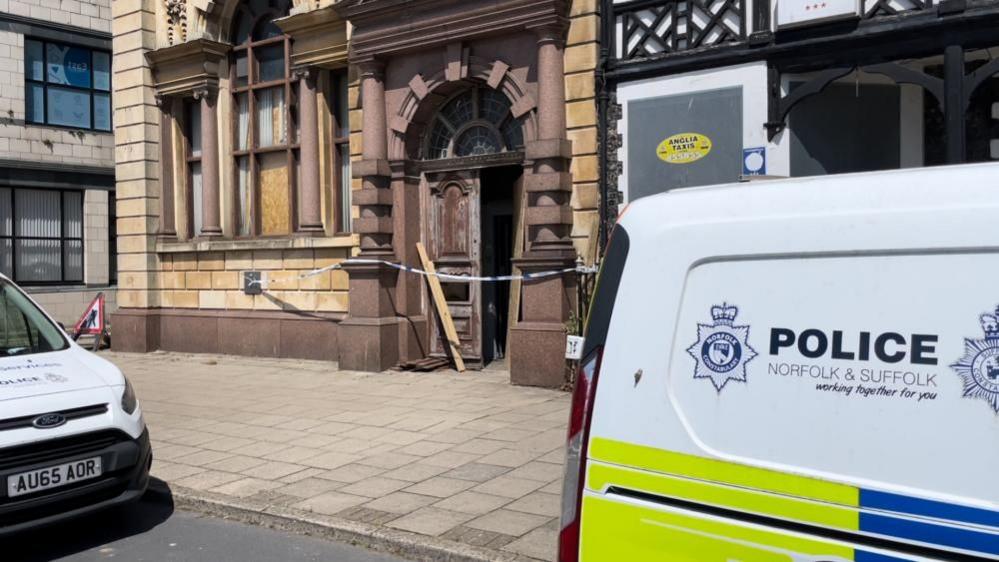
121,377,138,415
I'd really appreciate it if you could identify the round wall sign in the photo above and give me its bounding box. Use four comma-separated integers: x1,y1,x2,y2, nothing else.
657,133,713,164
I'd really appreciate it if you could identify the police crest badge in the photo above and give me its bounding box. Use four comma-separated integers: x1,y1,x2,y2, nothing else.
950,306,999,414
687,303,757,392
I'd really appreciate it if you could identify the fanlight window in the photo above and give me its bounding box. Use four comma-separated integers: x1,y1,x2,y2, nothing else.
426,87,524,159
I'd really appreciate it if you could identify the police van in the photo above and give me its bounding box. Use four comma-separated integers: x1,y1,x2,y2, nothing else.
0,275,150,534
559,164,999,561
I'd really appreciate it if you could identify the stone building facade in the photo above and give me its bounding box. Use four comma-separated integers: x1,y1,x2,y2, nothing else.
0,0,116,325
111,0,600,387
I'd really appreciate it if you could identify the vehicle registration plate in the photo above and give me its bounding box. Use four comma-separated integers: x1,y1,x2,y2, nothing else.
6,457,103,498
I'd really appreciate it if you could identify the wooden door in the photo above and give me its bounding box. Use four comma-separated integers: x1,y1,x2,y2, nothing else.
426,171,482,366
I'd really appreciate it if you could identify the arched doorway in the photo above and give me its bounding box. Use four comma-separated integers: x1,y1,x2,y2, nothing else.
418,84,527,368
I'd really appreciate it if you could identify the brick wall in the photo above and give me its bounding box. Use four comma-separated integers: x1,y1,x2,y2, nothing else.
0,1,114,168
2,0,111,32
0,0,116,313
157,247,350,313
30,287,116,326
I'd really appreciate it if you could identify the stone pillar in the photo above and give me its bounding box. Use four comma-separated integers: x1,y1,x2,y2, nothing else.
510,24,577,388
526,25,574,256
156,95,177,239
339,58,400,372
194,86,222,237
296,68,324,232
354,59,393,256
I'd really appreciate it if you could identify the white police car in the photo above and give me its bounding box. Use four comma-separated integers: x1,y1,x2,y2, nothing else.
0,275,150,534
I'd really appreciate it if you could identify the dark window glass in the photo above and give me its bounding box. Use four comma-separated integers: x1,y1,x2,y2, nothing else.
425,86,522,159
256,45,285,82
331,71,351,233
235,52,249,87
25,39,112,132
93,51,110,91
94,93,111,131
108,192,117,284
25,40,44,81
455,125,501,157
47,86,91,128
46,43,91,88
0,188,84,285
26,83,44,123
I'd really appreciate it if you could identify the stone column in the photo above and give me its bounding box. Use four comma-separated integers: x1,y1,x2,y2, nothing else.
194,86,222,237
339,58,400,372
354,59,394,256
526,24,574,256
296,68,324,232
156,95,177,239
510,24,577,388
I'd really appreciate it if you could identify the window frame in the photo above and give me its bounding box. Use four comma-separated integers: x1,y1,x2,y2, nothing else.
108,191,117,285
424,85,523,160
330,70,351,235
229,13,300,238
24,38,112,133
184,100,203,239
0,188,85,286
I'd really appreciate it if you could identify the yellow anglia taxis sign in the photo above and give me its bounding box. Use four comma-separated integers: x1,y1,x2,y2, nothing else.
657,133,712,164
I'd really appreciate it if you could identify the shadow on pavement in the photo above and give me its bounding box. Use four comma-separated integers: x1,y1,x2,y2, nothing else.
6,478,175,562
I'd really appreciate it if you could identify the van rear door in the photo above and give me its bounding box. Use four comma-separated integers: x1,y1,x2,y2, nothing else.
578,165,999,561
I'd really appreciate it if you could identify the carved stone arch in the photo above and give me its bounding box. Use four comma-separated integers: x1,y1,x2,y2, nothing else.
390,57,538,161
189,0,307,42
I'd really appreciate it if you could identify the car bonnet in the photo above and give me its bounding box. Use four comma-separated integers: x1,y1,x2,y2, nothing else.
0,350,111,402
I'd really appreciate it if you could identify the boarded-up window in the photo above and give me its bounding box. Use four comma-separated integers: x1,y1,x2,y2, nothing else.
259,153,291,235
230,0,296,237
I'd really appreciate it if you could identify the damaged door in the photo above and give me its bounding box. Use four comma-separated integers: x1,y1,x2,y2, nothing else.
426,170,482,366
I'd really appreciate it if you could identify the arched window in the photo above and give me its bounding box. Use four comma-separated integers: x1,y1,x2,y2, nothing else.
426,86,524,160
231,0,296,236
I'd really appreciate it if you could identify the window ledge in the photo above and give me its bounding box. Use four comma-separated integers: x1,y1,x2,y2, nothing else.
156,234,358,254
22,285,114,294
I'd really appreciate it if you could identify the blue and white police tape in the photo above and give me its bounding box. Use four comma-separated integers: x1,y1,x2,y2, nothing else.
297,259,598,282
246,259,597,289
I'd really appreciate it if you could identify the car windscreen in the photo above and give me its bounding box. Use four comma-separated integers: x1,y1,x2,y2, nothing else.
0,280,69,356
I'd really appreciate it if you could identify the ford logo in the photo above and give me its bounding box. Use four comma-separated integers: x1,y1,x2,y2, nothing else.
32,413,67,429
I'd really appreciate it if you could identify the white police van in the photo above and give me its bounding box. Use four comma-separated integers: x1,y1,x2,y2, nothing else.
0,274,150,534
560,164,999,561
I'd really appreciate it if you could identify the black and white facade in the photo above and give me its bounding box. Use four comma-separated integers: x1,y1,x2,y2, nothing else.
599,0,999,237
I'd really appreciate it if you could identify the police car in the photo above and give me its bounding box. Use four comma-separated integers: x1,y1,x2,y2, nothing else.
560,164,999,561
0,275,150,534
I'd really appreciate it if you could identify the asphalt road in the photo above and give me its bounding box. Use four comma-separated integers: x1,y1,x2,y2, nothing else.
5,484,407,562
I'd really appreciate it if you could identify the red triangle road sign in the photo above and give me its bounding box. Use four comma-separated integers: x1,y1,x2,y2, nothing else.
73,292,105,339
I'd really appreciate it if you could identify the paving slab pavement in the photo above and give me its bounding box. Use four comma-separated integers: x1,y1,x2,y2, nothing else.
104,351,570,561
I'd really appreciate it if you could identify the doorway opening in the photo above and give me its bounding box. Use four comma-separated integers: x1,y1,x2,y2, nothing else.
480,165,521,368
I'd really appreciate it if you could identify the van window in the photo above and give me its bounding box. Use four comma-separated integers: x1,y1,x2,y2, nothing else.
0,280,68,356
583,227,630,358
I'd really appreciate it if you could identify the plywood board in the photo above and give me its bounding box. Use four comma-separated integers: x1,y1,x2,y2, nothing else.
259,152,291,235
417,242,466,372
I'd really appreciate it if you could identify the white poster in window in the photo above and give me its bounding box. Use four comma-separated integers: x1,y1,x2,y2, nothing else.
777,0,860,28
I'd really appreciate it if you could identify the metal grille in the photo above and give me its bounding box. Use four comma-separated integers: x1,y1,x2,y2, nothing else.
615,0,745,61
0,404,108,432
0,429,125,471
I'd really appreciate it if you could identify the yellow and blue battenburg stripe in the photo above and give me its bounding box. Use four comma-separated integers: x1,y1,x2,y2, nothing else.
583,439,999,561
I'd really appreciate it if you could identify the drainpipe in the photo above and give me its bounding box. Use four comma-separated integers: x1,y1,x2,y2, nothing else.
597,0,613,254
